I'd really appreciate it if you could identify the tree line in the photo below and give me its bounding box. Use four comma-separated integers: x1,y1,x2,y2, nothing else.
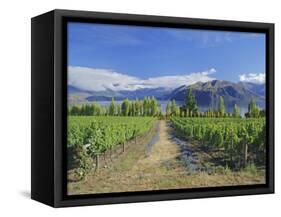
69,96,161,117
165,88,264,118
69,88,264,118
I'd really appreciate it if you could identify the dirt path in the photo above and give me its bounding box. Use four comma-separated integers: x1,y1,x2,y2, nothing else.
130,120,184,175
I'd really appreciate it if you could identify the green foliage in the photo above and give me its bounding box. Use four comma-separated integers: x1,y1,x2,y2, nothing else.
68,96,161,117
244,163,258,175
67,125,91,179
151,96,158,116
121,98,130,116
171,99,177,116
158,106,163,117
109,97,116,116
218,96,225,117
70,105,81,116
246,98,260,118
74,146,91,180
68,95,259,119
67,116,156,178
69,103,104,116
170,117,265,169
166,101,172,117
185,88,198,116
232,104,241,118
214,165,232,175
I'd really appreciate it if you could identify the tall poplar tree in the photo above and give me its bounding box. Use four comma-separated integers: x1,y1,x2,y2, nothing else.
247,98,260,118
166,101,172,117
218,96,225,117
232,104,240,118
121,98,129,116
185,88,198,116
171,99,177,116
109,97,116,116
143,97,148,116
151,96,158,116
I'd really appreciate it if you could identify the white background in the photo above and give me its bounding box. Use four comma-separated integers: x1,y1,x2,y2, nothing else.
0,0,279,216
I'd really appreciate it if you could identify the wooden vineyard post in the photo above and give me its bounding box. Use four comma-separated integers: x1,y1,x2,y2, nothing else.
243,142,248,167
122,142,125,153
95,154,99,171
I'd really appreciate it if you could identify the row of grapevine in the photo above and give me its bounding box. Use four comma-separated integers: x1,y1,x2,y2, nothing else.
68,116,156,179
170,117,266,169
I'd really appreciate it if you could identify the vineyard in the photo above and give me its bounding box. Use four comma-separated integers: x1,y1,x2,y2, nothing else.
67,116,156,179
170,117,266,170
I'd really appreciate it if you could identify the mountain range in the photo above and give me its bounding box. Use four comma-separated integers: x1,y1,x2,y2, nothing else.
167,80,264,109
68,80,265,110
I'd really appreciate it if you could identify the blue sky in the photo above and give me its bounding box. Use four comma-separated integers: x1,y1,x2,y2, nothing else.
67,22,265,92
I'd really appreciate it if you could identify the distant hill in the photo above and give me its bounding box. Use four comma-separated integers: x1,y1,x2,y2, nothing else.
68,80,265,110
68,85,91,104
166,80,265,109
238,82,265,97
68,85,170,104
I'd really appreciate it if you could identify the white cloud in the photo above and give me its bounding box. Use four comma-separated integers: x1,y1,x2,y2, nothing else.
239,73,265,84
68,66,216,92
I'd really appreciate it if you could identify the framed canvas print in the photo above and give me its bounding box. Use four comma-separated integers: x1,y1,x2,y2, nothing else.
31,9,274,207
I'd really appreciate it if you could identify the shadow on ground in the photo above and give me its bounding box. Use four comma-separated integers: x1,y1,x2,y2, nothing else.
19,191,31,199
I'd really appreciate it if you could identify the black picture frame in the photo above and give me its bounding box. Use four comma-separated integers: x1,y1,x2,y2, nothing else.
31,9,274,207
